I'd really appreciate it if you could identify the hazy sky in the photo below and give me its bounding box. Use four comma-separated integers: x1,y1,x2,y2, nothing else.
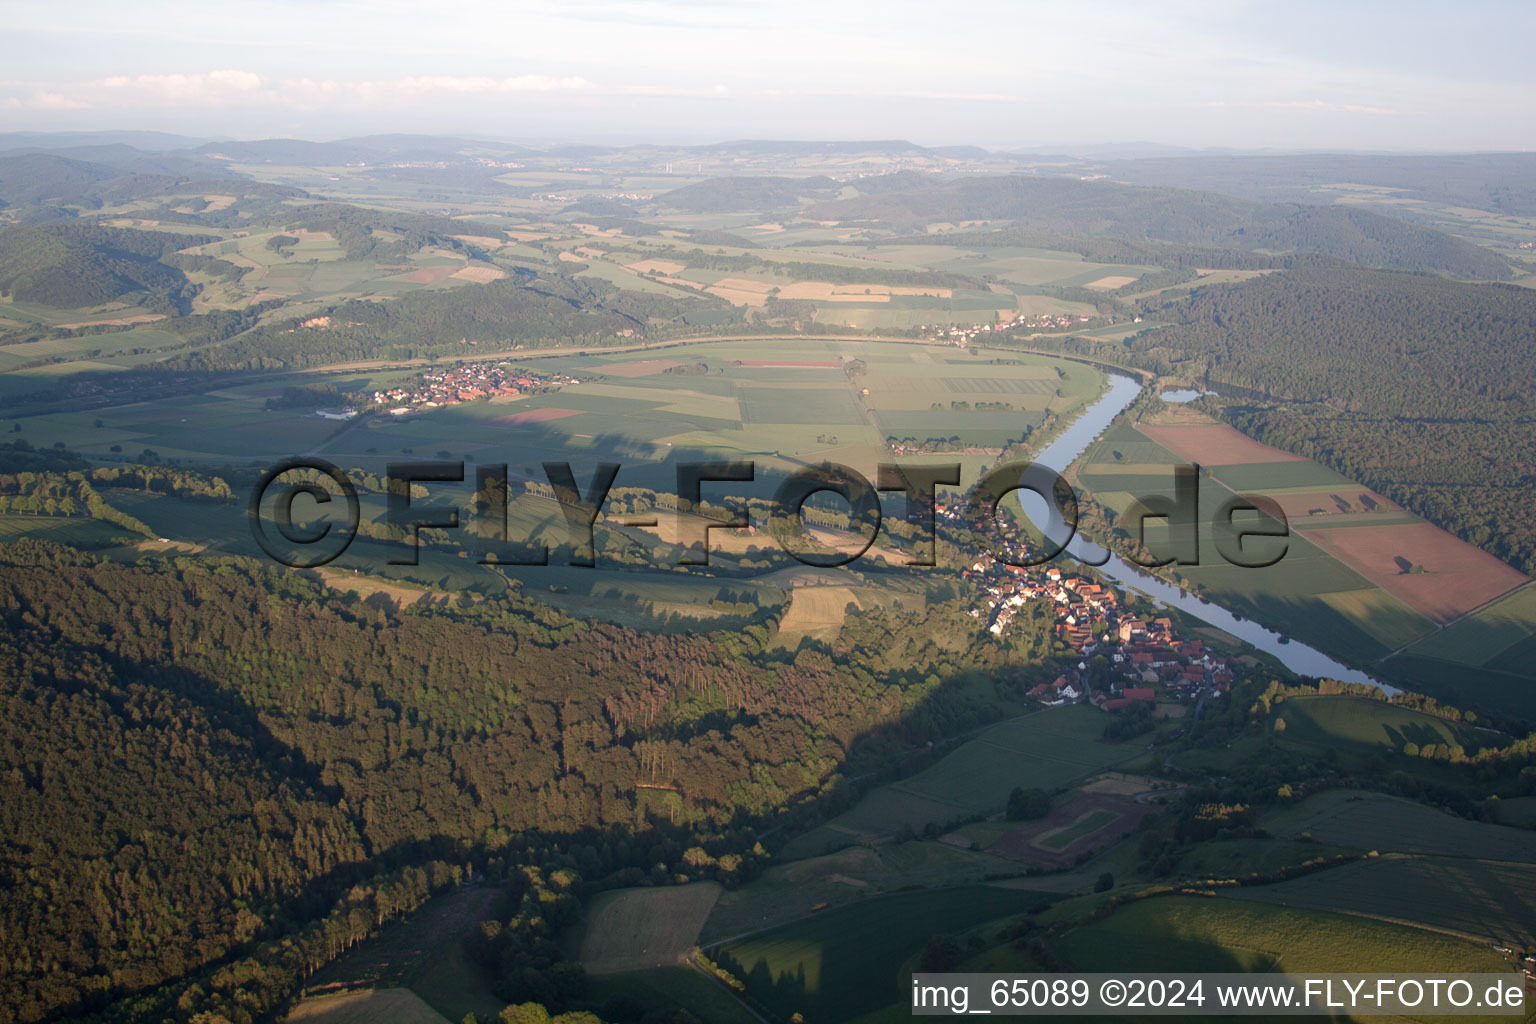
3,0,1533,150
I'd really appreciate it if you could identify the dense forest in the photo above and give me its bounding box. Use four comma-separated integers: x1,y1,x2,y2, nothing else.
658,175,839,214
0,223,214,309
0,540,1061,1023
169,273,730,371
802,175,1512,278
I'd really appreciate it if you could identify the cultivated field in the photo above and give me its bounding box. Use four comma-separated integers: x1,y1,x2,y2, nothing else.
284,988,450,1024
781,705,1140,857
1071,409,1535,691
1398,583,1536,665
1137,423,1308,466
1058,895,1509,974
577,882,722,974
1265,789,1536,862
701,841,1016,944
710,886,1053,1023
1306,521,1528,623
1230,855,1536,950
294,885,505,1023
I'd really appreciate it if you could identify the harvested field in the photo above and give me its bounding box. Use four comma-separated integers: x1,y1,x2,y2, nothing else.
737,360,842,368
708,276,772,293
577,882,722,974
55,313,167,329
624,259,687,275
1081,773,1161,797
1138,423,1308,466
1306,521,1528,623
557,251,587,263
989,794,1149,866
284,988,449,1024
495,408,582,425
597,359,682,377
1269,489,1402,517
449,265,505,283
1084,275,1137,290
450,234,506,248
396,265,459,284
776,585,859,639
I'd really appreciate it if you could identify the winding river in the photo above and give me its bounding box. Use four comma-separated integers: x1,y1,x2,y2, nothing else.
1016,373,1391,689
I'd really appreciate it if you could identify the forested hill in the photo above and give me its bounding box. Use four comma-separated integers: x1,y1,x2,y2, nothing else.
0,223,215,308
0,541,1056,1023
803,175,1512,279
659,174,840,213
1135,268,1536,573
171,271,726,371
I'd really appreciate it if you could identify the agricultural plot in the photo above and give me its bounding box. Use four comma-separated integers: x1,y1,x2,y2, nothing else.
1072,410,1524,672
710,886,1053,1024
1228,855,1536,951
1058,895,1508,974
585,968,760,1024
283,988,450,1024
0,514,137,548
1138,422,1307,467
1267,790,1536,863
1273,696,1494,758
294,885,506,1024
1306,521,1528,624
577,882,722,974
1396,584,1536,666
701,841,1017,945
789,706,1140,852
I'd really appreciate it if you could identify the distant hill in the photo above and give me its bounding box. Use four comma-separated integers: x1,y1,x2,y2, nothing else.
1104,152,1536,217
659,175,840,213
0,154,302,217
683,139,929,156
0,130,216,153
0,223,213,308
0,154,126,206
805,174,1512,278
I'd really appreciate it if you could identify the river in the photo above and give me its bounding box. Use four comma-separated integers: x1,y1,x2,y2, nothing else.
1016,373,1392,689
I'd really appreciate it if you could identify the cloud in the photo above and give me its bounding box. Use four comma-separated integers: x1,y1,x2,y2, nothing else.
0,87,89,110
392,75,593,94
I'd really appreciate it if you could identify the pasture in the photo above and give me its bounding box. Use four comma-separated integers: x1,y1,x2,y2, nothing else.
701,841,1017,944
710,886,1053,1024
782,705,1140,855
1273,696,1493,758
294,885,506,1023
1057,895,1508,974
1229,855,1536,951
1265,790,1536,862
585,967,760,1024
